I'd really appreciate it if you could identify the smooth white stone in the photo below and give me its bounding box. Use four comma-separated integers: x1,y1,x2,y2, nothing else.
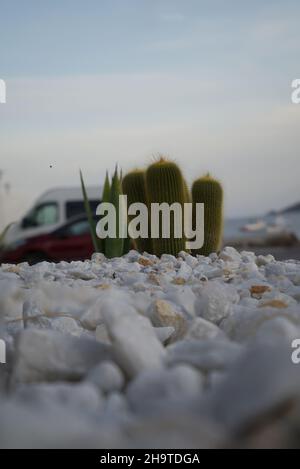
127,364,204,411
185,317,224,341
147,299,187,342
91,252,106,263
86,361,124,394
15,382,103,412
219,246,241,262
165,339,242,372
256,254,275,266
220,304,300,343
239,297,259,307
254,316,300,345
13,329,112,383
0,399,126,448
154,326,175,344
95,324,111,344
265,262,287,277
103,391,129,416
50,317,85,337
102,299,165,378
209,342,300,432
176,262,193,280
257,290,297,308
81,289,133,330
196,281,238,323
164,287,196,318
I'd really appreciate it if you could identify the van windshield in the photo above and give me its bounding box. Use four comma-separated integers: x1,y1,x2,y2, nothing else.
23,202,59,228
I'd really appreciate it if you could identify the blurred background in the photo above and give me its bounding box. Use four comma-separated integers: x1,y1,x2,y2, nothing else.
0,0,299,261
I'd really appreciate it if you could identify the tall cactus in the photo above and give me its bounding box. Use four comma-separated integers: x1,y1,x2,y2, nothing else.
183,178,191,204
192,174,223,256
146,158,186,257
122,169,152,254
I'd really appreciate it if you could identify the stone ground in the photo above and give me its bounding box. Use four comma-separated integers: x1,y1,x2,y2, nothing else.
1,247,300,448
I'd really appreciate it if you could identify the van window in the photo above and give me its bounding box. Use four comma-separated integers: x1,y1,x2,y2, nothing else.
66,200,99,219
66,219,90,236
23,202,59,228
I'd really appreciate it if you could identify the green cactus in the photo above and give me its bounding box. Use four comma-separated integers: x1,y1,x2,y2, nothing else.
191,174,223,256
146,158,186,257
81,160,224,260
183,178,191,204
122,169,152,254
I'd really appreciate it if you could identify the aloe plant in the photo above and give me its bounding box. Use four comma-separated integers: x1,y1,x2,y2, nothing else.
80,169,102,253
102,171,111,204
105,166,126,258
80,167,131,258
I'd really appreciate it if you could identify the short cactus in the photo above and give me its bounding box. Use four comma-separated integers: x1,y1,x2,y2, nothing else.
146,158,186,257
191,174,223,256
122,169,152,254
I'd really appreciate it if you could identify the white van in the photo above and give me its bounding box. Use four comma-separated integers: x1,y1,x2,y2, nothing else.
3,186,102,247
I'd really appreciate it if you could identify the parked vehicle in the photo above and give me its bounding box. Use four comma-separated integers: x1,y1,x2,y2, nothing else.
2,186,102,248
0,214,97,264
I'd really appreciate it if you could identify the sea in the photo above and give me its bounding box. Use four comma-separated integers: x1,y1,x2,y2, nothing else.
224,211,300,241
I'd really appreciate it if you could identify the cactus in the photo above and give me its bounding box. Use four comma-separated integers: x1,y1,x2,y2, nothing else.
191,174,223,256
183,178,191,204
146,158,186,257
81,160,224,260
122,169,152,254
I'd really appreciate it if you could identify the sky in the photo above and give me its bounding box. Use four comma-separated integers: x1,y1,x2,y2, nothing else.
0,0,300,227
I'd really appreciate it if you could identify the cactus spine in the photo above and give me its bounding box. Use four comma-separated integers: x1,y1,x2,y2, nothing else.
122,169,152,254
192,174,223,256
146,158,186,257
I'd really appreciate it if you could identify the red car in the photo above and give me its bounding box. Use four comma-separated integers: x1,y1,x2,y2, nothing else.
0,214,96,265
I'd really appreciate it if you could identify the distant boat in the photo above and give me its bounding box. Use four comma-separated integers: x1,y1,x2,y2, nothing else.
266,215,287,235
240,219,266,232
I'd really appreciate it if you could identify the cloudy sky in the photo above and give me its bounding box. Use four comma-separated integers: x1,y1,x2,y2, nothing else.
0,0,300,226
